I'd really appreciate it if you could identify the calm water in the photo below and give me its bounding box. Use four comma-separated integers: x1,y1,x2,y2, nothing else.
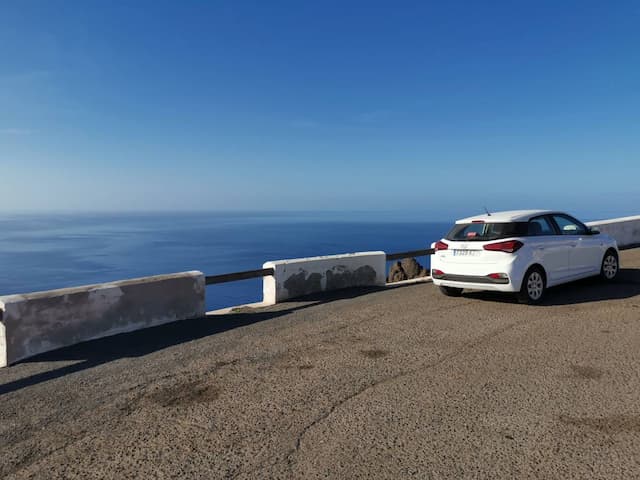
0,212,450,311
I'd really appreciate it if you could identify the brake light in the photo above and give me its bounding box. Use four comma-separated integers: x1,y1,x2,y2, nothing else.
435,241,449,251
432,269,444,277
488,273,508,280
483,240,523,253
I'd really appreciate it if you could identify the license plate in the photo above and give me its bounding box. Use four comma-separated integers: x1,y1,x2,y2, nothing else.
453,250,480,257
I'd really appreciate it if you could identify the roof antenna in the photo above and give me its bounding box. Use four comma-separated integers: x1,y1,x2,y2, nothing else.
484,206,491,216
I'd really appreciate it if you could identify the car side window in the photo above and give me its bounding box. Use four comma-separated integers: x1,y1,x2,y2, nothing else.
527,217,554,236
551,214,587,235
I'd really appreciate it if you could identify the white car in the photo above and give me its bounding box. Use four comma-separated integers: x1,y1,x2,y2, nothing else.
430,210,619,304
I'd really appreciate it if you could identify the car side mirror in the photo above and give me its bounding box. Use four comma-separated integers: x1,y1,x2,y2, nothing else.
589,226,600,235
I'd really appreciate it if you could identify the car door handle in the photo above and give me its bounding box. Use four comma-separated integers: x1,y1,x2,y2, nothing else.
537,247,545,250
570,243,577,248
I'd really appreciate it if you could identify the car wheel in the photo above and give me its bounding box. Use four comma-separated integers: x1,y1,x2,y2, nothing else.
439,286,463,297
600,250,619,281
518,267,546,305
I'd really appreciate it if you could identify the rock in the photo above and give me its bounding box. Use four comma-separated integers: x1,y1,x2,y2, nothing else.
400,257,425,279
388,258,428,283
387,261,407,283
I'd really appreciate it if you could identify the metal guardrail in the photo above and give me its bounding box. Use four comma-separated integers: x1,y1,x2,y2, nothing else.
385,248,434,261
205,249,435,285
205,268,275,285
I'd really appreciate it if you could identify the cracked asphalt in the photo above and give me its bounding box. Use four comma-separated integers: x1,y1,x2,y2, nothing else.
2,249,640,479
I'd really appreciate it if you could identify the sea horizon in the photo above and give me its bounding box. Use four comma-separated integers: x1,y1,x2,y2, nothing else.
0,211,453,310
2,209,637,310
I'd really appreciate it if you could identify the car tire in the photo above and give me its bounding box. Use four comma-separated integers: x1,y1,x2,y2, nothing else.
518,267,546,305
439,286,463,297
600,249,619,282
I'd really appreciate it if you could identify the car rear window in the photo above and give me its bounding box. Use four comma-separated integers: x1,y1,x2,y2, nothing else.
446,222,528,241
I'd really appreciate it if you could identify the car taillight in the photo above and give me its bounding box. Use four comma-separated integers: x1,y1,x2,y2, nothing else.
488,273,508,280
435,241,449,251
432,269,444,277
483,240,524,253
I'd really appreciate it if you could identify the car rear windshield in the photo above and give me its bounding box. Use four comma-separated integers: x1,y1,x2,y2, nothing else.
446,222,528,241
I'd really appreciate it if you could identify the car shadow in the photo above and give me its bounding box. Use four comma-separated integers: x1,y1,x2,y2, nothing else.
463,268,640,306
0,286,382,397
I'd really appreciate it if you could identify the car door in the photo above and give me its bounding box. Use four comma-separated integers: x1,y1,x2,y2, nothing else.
550,214,601,277
527,215,570,284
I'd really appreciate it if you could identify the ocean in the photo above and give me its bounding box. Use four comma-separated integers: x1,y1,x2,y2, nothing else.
0,212,450,311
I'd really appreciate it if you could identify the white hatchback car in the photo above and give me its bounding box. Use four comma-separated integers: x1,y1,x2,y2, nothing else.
430,210,619,304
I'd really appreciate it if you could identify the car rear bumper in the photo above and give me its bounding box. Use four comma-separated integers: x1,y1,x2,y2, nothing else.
431,272,509,284
430,249,527,292
432,276,518,292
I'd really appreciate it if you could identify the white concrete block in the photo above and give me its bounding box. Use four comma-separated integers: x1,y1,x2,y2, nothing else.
587,215,640,248
263,252,386,304
0,271,205,367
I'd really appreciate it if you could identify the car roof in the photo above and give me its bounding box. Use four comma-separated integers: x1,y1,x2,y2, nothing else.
455,210,557,224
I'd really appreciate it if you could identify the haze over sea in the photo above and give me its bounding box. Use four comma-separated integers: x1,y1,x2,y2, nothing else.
0,212,451,311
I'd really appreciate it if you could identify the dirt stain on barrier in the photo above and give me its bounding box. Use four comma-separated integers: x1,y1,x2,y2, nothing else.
283,271,323,298
559,414,640,434
326,265,377,290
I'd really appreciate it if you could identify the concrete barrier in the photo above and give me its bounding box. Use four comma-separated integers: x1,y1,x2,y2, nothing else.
0,271,205,367
263,252,386,304
587,215,640,249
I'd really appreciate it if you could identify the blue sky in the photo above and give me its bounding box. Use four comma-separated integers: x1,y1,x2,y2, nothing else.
1,1,638,219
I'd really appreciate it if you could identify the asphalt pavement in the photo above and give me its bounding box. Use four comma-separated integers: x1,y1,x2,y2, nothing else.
2,249,640,479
